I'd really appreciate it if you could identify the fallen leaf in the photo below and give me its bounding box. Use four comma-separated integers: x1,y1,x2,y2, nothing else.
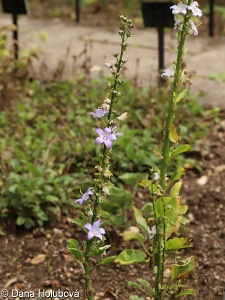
4,277,17,288
30,254,46,265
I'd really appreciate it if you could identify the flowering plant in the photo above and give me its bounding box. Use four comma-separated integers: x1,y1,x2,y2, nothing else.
115,0,202,299
67,16,133,300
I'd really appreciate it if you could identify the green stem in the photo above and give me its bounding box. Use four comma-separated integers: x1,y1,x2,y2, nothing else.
160,13,189,190
83,22,131,300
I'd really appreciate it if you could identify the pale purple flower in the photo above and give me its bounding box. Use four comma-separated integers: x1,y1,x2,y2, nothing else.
170,3,188,15
105,60,115,70
188,1,202,17
189,20,198,35
74,187,93,204
88,108,107,118
161,68,174,78
111,126,123,137
84,220,106,240
95,127,117,149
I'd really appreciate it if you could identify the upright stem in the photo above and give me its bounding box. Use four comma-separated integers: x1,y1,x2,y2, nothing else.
83,19,132,300
160,13,189,190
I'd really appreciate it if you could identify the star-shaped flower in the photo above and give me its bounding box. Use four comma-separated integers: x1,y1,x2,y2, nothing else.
88,108,107,118
74,187,93,204
84,220,106,240
170,3,188,15
95,127,118,149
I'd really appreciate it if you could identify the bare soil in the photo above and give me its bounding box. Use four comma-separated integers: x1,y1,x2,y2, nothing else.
0,111,225,300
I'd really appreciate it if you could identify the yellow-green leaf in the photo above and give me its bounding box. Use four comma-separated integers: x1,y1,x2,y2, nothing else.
115,249,146,265
169,125,179,144
173,88,188,104
170,181,182,197
170,144,190,159
171,256,194,281
133,207,148,233
122,231,145,245
166,237,193,250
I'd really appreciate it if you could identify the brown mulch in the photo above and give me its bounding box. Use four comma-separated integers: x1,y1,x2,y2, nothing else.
0,110,225,300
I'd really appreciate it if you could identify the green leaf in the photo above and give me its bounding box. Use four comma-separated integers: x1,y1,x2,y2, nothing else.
170,144,190,159
129,295,145,300
128,281,148,294
133,207,148,233
173,88,188,104
121,231,145,245
171,256,195,282
46,195,59,202
119,173,148,187
67,239,83,260
16,216,26,226
72,218,86,228
170,181,182,197
176,288,195,298
99,210,111,219
139,179,151,188
168,167,185,188
166,237,193,250
137,278,151,289
115,249,146,265
98,256,116,265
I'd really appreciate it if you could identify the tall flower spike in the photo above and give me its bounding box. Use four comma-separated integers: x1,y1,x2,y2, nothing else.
84,220,106,240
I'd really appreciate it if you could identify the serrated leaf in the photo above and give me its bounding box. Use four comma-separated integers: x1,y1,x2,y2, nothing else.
133,207,148,233
170,144,190,159
169,125,179,144
176,288,195,298
171,256,194,281
173,88,188,104
166,237,193,250
170,181,182,197
98,256,116,265
122,231,145,245
115,249,146,265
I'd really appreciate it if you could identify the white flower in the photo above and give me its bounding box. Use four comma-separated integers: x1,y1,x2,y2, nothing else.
189,20,198,35
101,103,110,112
188,1,202,17
170,3,188,15
148,225,156,239
102,186,110,196
153,172,160,182
174,18,183,31
118,112,128,121
105,60,115,70
161,68,174,78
